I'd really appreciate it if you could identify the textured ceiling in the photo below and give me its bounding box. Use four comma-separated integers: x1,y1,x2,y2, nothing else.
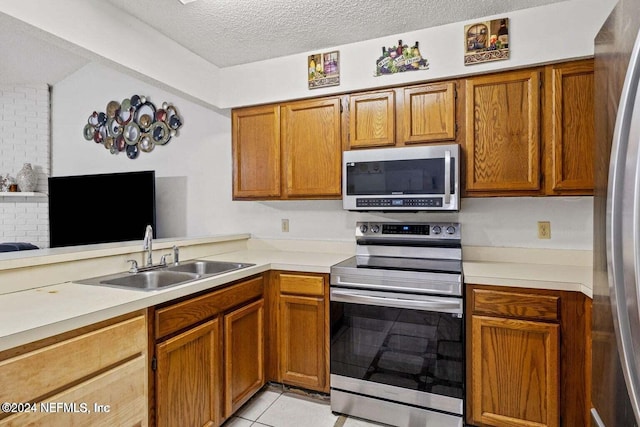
104,0,569,67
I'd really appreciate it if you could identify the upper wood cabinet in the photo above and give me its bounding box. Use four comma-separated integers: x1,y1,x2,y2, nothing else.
232,105,281,198
346,82,457,149
400,82,457,144
233,96,343,200
232,59,594,199
464,69,542,195
544,59,594,195
281,97,343,198
348,90,396,148
464,60,594,197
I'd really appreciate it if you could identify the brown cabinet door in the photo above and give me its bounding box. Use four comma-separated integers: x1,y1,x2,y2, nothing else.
232,105,281,199
470,315,559,427
281,97,343,198
401,82,456,144
465,70,541,194
279,293,326,391
156,318,221,427
348,90,396,148
544,59,594,194
224,298,265,418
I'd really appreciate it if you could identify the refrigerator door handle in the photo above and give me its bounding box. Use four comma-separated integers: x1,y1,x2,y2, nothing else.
607,28,640,426
591,408,606,427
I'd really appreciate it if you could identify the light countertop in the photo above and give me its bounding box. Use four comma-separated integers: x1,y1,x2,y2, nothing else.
0,243,593,353
0,249,352,352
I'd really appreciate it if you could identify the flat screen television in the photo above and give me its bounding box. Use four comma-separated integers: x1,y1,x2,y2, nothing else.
48,170,156,248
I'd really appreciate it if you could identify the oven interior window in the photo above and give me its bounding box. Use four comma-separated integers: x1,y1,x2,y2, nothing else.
331,302,464,399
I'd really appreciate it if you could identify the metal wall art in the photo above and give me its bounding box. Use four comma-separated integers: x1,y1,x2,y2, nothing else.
375,40,429,76
82,95,183,159
464,18,509,65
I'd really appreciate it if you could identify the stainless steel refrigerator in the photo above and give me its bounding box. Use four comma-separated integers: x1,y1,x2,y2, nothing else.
593,0,640,425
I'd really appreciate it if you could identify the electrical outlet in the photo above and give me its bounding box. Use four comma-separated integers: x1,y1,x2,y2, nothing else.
281,219,289,232
538,221,551,239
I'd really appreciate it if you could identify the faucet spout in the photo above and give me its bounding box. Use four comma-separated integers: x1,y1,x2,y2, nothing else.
143,225,153,267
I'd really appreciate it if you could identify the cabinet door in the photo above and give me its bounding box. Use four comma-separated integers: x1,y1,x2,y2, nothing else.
470,315,559,427
281,97,343,198
279,293,326,391
465,70,541,194
232,105,281,199
156,318,220,427
401,82,456,144
544,59,594,194
348,90,395,148
224,298,264,418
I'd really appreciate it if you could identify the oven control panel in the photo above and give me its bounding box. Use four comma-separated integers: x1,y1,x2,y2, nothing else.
356,222,460,240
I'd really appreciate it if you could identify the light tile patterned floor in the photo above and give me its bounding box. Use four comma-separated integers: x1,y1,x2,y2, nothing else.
223,385,390,427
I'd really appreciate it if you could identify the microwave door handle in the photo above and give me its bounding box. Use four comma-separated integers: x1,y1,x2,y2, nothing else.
444,150,451,205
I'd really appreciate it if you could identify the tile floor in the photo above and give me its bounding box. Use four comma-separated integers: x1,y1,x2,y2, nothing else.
222,384,390,427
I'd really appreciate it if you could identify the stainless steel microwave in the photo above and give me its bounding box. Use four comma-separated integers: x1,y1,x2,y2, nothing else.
342,144,460,211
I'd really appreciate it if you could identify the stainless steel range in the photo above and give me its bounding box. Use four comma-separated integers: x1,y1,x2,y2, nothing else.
330,221,463,427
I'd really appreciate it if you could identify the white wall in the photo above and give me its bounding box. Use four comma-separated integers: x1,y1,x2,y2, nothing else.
51,63,227,240
218,0,617,108
0,84,49,247
52,62,593,250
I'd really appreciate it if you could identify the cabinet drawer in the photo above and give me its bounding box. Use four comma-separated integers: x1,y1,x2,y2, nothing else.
0,356,147,427
471,288,559,322
0,315,146,407
279,273,324,296
155,275,264,339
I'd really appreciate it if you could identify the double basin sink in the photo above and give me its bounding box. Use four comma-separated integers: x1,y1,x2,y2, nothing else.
76,260,255,291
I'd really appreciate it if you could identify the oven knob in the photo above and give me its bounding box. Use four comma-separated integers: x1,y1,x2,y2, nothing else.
431,225,442,235
446,226,456,235
370,224,380,233
359,224,368,233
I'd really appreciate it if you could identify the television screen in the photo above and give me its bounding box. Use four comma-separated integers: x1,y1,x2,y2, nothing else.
48,170,156,248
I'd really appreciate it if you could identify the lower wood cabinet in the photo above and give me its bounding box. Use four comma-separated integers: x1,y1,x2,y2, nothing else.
267,271,329,393
0,313,148,427
471,315,559,427
156,319,220,427
152,274,265,427
466,285,591,427
224,298,264,417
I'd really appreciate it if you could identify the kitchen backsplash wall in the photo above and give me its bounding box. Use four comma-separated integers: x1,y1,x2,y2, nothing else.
0,84,50,248
52,63,593,251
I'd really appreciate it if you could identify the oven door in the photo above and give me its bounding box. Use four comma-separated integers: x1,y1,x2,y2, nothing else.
330,287,464,416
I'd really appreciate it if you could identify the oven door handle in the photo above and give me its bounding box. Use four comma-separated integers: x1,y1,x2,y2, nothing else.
330,289,462,315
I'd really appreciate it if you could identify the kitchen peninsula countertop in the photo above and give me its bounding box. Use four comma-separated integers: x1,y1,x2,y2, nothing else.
0,247,352,352
0,239,593,353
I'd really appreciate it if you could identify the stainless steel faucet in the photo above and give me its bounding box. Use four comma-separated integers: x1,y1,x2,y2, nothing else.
173,245,180,265
143,225,153,267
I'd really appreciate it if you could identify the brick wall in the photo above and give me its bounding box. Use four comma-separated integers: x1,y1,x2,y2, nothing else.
0,84,50,248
